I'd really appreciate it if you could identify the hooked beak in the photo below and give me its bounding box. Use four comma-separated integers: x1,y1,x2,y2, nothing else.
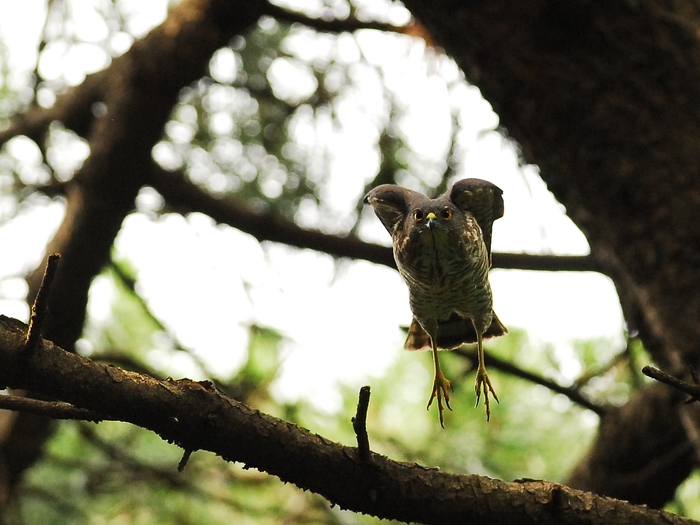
426,211,437,229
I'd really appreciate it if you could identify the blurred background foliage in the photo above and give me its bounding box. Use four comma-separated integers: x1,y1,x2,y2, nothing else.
1,0,698,523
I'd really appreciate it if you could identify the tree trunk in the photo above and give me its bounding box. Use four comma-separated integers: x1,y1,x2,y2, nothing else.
401,0,700,505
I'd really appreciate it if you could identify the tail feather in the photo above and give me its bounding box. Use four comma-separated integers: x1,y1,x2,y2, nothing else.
404,312,507,351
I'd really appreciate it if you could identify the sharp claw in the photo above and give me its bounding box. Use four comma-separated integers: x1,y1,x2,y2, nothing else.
428,373,452,428
475,368,498,422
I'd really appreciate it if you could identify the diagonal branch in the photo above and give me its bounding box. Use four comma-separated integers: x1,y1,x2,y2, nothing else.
454,348,607,416
148,167,605,274
643,366,700,401
0,71,105,148
0,315,693,525
149,166,395,266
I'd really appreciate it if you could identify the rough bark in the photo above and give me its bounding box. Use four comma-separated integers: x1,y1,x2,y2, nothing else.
399,0,700,505
0,315,695,525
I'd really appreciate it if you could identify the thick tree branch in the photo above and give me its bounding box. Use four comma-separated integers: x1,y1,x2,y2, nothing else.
0,315,693,525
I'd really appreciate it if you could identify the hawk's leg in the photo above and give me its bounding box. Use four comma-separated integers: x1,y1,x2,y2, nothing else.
426,336,452,428
474,331,498,421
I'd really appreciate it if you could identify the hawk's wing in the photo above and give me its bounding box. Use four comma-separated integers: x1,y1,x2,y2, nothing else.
448,179,504,265
364,184,425,237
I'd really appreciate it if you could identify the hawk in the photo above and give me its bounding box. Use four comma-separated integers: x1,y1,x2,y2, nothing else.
364,178,507,425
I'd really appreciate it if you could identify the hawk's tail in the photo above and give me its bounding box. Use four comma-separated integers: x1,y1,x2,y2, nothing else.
404,312,507,351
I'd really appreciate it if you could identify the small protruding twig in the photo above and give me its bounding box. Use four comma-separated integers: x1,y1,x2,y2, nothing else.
642,365,700,402
25,253,61,352
178,449,193,472
0,394,106,421
352,386,372,463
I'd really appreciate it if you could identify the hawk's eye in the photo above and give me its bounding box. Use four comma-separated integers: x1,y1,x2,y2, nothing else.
441,209,453,221
414,210,424,222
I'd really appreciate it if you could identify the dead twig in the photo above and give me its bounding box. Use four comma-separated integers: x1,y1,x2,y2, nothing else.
352,386,372,463
25,253,61,353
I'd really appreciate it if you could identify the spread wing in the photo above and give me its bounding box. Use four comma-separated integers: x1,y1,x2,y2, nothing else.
448,178,504,264
363,184,423,237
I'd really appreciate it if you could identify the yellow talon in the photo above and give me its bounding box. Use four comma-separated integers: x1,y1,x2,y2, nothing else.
474,366,498,421
427,337,452,427
474,332,498,421
427,369,452,428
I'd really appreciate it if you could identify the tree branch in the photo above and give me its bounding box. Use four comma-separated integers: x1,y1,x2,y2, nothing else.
149,166,394,266
0,315,693,525
148,167,605,274
492,252,604,274
0,71,105,147
643,366,700,402
454,348,607,416
263,2,408,34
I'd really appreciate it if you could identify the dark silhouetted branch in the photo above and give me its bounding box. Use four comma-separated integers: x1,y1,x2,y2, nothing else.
263,3,408,34
643,366,700,402
149,167,395,267
492,252,604,274
149,167,605,275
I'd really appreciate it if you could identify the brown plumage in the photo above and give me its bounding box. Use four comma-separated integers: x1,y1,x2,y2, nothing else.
364,178,507,425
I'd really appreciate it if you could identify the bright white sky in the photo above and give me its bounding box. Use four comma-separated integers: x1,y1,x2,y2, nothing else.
0,0,624,412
